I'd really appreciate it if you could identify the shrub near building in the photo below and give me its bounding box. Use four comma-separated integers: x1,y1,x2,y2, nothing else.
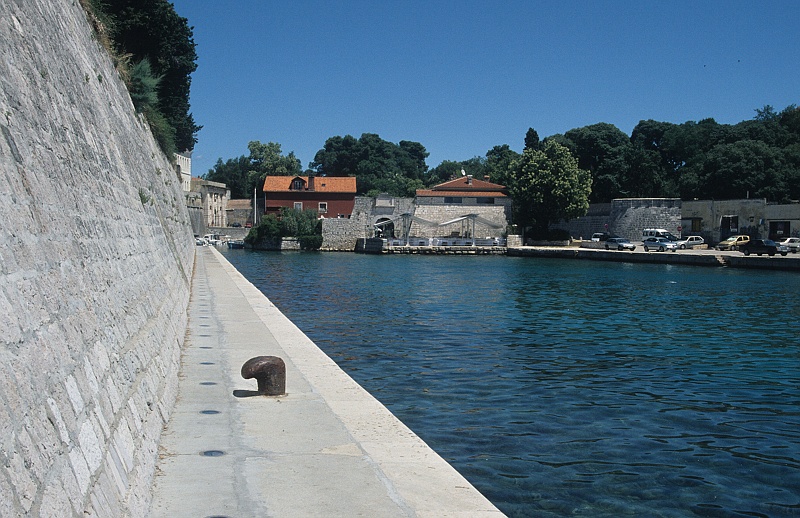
245,208,322,250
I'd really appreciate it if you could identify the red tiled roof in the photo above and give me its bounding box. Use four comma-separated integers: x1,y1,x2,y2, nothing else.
431,177,507,191
416,177,508,197
262,176,357,193
415,190,508,197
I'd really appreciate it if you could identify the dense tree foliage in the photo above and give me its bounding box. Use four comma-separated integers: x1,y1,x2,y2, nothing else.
509,141,591,238
551,105,800,203
101,0,201,153
204,141,301,199
310,133,429,196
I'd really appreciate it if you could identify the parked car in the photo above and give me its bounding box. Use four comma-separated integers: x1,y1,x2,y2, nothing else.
740,239,787,256
716,235,750,251
591,232,613,242
779,237,800,253
605,237,636,251
643,237,677,252
675,236,705,249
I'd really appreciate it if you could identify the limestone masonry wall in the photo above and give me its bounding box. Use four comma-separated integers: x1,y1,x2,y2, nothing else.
0,1,194,516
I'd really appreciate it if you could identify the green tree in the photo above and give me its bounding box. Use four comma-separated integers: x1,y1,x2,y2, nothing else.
128,58,160,112
524,127,540,151
204,155,251,199
564,123,630,202
310,133,429,196
690,140,790,201
246,141,302,192
510,140,591,238
105,0,201,151
484,144,519,187
427,160,463,185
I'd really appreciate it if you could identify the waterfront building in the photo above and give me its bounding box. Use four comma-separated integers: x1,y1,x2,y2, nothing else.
262,175,357,218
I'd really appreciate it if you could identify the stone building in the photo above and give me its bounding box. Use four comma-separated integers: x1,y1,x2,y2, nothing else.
174,151,192,192
682,199,800,242
226,199,255,227
190,178,230,228
316,177,512,250
412,176,511,238
263,175,357,217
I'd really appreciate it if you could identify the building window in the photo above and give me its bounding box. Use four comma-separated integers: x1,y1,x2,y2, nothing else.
294,202,303,210
444,197,463,204
318,202,328,213
476,197,495,204
691,218,702,232
291,179,304,191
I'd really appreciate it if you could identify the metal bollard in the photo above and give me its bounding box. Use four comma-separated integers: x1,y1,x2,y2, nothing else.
241,356,286,396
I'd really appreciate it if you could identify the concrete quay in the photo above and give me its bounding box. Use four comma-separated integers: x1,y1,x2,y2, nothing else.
507,246,800,271
149,247,504,517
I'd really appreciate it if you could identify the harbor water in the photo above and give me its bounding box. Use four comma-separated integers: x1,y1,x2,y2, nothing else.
221,249,800,517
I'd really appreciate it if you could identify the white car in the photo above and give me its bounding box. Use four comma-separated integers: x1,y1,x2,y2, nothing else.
675,236,705,249
779,237,800,253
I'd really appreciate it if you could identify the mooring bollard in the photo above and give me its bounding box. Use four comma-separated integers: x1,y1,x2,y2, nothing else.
241,356,286,396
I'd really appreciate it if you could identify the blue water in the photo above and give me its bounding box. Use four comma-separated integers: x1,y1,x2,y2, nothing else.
221,250,800,517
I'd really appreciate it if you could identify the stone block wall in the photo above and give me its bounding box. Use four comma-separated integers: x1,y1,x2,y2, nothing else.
1,1,194,516
320,196,416,250
609,198,682,241
551,203,611,240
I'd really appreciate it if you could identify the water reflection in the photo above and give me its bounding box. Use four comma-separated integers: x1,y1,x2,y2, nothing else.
223,250,800,517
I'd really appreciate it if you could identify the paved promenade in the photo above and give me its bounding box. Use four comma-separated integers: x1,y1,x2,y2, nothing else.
149,247,504,517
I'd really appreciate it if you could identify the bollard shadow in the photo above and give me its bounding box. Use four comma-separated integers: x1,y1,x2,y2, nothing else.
233,389,262,398
233,389,289,398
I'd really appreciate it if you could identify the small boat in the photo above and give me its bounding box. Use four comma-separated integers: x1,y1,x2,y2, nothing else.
227,239,245,249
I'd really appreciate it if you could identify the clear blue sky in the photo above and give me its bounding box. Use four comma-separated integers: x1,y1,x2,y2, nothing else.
169,0,799,177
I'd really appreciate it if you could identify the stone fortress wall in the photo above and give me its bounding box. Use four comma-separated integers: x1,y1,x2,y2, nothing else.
552,199,682,241
1,1,194,516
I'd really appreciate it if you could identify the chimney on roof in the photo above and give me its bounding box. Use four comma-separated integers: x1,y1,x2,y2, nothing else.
467,175,473,185
308,176,315,191
484,175,490,182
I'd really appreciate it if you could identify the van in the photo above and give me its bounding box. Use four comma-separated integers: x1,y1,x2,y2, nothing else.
642,228,679,241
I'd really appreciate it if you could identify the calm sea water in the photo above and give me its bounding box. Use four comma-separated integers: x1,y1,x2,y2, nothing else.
221,249,800,517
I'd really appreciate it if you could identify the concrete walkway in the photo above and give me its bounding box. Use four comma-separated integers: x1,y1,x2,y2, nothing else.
149,247,504,517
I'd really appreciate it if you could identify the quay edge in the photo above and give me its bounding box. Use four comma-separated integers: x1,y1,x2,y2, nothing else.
507,246,800,271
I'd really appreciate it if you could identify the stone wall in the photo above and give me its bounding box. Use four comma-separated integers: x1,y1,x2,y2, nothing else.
553,199,681,241
608,198,682,241
551,203,611,240
320,196,416,251
1,1,194,516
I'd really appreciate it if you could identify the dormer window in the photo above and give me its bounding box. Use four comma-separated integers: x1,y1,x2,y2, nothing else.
291,178,305,191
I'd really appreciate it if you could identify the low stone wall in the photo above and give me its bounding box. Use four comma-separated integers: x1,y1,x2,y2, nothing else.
248,237,301,251
321,217,361,251
1,2,194,516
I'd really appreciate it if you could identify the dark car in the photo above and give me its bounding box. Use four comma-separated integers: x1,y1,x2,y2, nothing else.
740,239,787,257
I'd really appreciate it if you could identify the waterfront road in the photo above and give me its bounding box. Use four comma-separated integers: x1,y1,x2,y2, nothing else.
149,247,503,517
